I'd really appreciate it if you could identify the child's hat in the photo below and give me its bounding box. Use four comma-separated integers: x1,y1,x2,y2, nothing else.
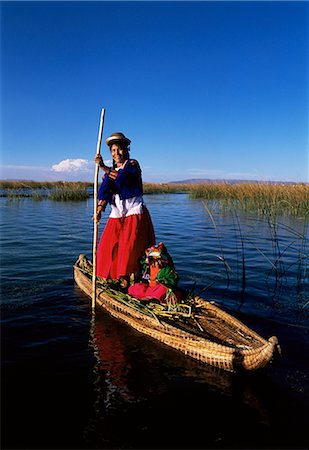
145,242,169,264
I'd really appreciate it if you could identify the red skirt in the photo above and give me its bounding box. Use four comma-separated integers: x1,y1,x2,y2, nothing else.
96,206,155,279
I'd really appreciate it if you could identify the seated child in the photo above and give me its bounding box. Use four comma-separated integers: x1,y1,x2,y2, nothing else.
128,242,181,304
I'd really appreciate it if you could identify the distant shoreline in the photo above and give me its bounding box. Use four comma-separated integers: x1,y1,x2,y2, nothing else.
0,179,308,187
1,180,308,216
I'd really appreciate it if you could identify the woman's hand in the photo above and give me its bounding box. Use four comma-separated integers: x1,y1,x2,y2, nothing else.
95,154,110,173
92,202,106,223
95,154,103,168
93,209,102,224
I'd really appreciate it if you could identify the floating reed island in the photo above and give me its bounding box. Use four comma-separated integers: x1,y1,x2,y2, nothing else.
1,180,308,216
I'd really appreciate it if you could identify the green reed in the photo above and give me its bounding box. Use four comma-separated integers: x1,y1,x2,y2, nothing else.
0,180,92,189
1,181,91,201
190,183,308,290
48,183,90,201
189,182,309,217
2,180,307,214
145,181,308,218
201,201,308,303
143,183,191,194
5,188,44,201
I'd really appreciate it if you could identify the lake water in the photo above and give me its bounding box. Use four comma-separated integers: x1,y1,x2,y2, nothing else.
1,194,308,449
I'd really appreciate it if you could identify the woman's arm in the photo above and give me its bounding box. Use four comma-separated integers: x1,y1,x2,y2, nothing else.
98,174,114,204
114,159,143,192
93,199,107,223
95,154,111,173
95,154,119,180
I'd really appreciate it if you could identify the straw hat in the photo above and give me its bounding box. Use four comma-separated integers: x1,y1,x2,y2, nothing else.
106,132,131,147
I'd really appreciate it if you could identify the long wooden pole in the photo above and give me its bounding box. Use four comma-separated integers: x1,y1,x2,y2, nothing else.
92,108,106,310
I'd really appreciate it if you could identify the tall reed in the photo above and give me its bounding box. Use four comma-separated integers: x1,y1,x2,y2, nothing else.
1,181,91,201
201,201,308,298
0,180,92,189
1,180,308,216
189,182,309,217
143,183,191,194
48,183,89,201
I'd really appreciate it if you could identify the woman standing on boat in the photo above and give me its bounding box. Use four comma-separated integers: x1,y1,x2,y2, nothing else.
94,132,155,287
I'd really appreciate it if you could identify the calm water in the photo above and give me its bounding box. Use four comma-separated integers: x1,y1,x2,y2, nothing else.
1,194,308,449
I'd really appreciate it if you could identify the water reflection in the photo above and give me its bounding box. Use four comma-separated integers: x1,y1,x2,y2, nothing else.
91,310,134,405
83,305,298,449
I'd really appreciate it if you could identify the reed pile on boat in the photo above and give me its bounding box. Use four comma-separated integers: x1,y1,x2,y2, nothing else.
74,254,279,372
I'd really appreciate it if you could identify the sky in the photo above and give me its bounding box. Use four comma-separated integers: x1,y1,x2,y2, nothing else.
1,0,308,183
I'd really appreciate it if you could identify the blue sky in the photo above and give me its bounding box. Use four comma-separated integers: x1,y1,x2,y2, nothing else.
1,1,308,183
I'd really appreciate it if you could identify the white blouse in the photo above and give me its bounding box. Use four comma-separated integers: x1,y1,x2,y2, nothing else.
109,194,144,218
108,162,144,218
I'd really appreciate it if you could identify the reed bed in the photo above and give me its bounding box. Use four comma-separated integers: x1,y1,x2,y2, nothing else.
48,183,90,201
1,180,308,215
144,181,308,217
0,180,92,189
188,182,309,217
143,183,191,194
1,181,92,201
5,189,44,201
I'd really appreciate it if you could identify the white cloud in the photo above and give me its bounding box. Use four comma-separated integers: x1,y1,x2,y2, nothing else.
51,158,91,173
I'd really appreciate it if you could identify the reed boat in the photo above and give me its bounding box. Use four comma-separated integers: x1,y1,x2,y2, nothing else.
74,254,279,372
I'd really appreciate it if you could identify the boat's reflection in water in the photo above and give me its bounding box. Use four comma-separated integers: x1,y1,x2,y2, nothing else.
84,307,278,449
